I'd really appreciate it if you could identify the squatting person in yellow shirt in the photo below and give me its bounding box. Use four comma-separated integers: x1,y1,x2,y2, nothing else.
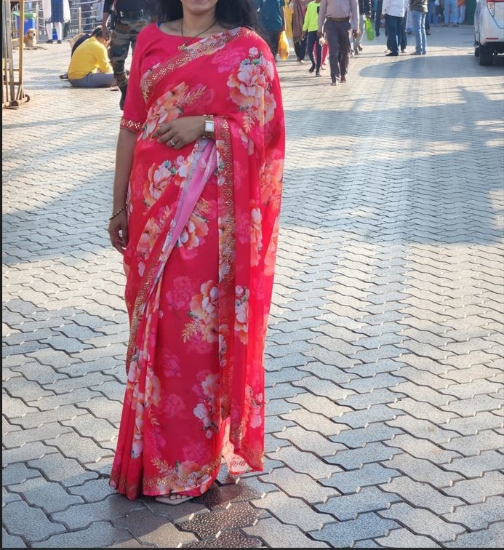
67,26,116,88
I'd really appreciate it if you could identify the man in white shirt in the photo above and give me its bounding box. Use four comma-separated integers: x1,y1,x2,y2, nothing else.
381,0,407,55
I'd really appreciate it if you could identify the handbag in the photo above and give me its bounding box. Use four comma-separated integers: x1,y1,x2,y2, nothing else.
278,30,290,60
365,17,375,41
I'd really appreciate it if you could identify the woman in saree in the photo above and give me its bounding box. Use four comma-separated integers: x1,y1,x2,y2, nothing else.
107,0,285,504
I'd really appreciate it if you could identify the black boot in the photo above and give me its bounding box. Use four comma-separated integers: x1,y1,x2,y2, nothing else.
119,84,128,111
308,63,316,73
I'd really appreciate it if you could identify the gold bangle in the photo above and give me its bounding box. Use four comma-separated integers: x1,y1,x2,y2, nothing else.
109,204,127,221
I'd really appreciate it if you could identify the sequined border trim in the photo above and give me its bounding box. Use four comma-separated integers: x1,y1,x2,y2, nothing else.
120,118,143,133
141,27,254,104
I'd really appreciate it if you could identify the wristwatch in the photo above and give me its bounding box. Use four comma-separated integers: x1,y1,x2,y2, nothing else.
203,115,215,139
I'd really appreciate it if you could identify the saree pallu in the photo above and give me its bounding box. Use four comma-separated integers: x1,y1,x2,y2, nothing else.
109,25,285,500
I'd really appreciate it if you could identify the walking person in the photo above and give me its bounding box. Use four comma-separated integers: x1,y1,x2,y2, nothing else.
318,0,360,86
353,0,372,54
107,0,285,504
255,0,286,59
410,0,428,54
302,0,322,76
102,0,151,110
442,0,457,25
456,0,465,24
290,0,310,62
381,0,407,56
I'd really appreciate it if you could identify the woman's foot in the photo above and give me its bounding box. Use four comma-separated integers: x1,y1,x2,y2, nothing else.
155,493,193,505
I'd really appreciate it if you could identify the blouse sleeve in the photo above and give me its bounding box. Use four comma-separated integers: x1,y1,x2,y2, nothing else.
120,27,148,134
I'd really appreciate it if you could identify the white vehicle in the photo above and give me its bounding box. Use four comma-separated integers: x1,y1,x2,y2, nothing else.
474,0,504,65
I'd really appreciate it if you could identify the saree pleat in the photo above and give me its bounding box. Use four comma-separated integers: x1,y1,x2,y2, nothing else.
110,25,284,500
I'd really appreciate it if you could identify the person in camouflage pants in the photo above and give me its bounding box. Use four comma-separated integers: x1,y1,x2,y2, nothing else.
102,1,150,110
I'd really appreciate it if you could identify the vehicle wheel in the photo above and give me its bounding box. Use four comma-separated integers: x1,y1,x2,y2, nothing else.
475,45,479,57
479,45,493,65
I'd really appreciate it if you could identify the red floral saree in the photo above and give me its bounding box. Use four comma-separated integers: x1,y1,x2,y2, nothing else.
109,23,285,500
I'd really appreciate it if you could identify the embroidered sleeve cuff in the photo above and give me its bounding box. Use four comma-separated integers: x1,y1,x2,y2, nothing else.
120,118,143,133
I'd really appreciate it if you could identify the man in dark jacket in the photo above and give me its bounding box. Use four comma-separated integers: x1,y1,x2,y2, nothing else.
102,0,151,110
353,0,372,53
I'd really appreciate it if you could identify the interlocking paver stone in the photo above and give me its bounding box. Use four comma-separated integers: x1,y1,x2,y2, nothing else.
243,517,330,548
316,486,401,520
444,471,504,504
442,496,504,531
259,468,336,504
380,476,465,515
251,492,333,532
310,512,400,548
379,502,467,542
375,528,442,548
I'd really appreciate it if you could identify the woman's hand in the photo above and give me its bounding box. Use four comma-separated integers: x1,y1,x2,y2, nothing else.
152,116,205,150
108,210,129,255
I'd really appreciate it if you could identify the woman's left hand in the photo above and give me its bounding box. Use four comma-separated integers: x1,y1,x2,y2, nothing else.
152,116,205,150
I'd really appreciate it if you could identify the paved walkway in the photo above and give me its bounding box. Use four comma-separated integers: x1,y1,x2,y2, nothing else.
3,26,504,548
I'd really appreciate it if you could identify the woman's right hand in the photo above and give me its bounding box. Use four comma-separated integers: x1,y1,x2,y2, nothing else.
108,210,129,255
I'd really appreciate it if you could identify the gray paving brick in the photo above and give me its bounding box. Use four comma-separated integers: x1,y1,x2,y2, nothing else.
444,522,504,548
259,467,336,503
391,382,455,407
341,372,407,393
316,486,401,520
380,476,465,515
296,362,357,384
31,521,133,548
267,446,341,479
3,423,74,449
442,496,504,531
440,350,502,370
444,471,504,504
281,409,349,437
440,379,503,400
441,411,503,435
375,528,442,548
337,403,405,429
330,423,402,449
1,529,27,549
321,463,401,494
287,393,352,418
11,475,84,513
442,430,504,456
441,394,502,416
382,453,463,487
340,388,404,410
251,492,335,531
440,364,502,384
379,502,467,542
2,463,40,486
27,453,97,487
389,397,459,424
266,366,308,387
446,452,504,477
386,434,461,463
2,500,66,541
399,353,455,375
310,512,400,547
387,415,459,445
291,376,355,402
274,426,346,456
325,442,402,470
113,508,198,547
267,398,302,416
243,517,331,548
